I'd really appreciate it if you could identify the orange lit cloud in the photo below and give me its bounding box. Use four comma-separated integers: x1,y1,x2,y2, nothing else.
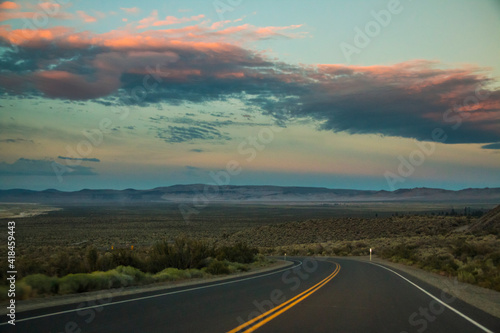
0,18,498,146
0,1,19,10
0,2,73,22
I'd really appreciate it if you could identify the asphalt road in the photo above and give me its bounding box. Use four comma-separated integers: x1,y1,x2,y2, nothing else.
1,258,499,332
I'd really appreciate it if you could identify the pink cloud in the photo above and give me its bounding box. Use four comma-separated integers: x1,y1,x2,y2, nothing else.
153,14,205,27
34,70,120,100
210,20,231,30
0,2,73,22
93,11,106,19
0,1,20,10
77,10,97,23
37,2,62,12
0,20,498,147
0,11,35,22
120,7,140,14
136,9,158,29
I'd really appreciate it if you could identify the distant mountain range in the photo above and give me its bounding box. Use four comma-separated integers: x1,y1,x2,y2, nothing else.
0,185,499,204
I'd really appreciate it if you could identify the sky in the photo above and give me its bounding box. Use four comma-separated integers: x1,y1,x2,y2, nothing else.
0,0,499,191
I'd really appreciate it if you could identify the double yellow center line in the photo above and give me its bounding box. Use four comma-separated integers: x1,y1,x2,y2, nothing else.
227,262,341,333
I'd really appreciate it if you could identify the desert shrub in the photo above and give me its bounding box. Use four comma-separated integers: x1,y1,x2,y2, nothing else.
420,254,458,275
253,253,270,265
216,242,258,264
451,238,492,261
104,270,135,288
22,274,58,295
380,243,417,262
206,260,230,275
486,251,500,266
154,268,190,281
228,262,250,273
457,270,476,284
112,249,142,269
86,247,99,271
97,252,116,271
148,237,213,272
115,265,146,282
58,274,93,294
186,269,205,279
58,269,137,294
15,281,32,300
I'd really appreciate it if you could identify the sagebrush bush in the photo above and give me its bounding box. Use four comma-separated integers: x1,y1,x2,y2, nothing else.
206,260,230,275
217,242,258,264
154,268,191,281
15,281,32,300
58,274,93,294
22,274,58,295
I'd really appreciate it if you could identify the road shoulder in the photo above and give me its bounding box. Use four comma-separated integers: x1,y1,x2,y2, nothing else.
347,255,500,319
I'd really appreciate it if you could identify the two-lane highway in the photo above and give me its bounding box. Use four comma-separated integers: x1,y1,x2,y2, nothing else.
1,258,498,332
249,258,499,333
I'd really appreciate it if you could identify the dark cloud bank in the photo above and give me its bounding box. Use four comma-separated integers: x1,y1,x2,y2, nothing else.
1,31,499,147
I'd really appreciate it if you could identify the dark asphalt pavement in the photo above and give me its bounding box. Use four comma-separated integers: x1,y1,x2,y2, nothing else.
1,258,498,332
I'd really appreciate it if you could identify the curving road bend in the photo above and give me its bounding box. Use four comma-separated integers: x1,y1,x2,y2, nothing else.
1,257,498,332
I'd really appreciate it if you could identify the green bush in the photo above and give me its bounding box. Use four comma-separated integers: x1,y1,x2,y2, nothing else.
149,237,214,272
206,260,230,275
16,281,32,300
228,262,249,273
97,252,116,272
216,242,258,264
58,274,93,294
22,274,58,294
154,268,191,281
187,269,205,279
458,270,476,284
58,270,136,294
115,265,146,282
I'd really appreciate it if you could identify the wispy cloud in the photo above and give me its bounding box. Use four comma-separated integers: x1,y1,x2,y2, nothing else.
155,125,231,143
153,14,205,27
0,138,34,144
58,156,100,162
120,7,140,14
77,10,97,23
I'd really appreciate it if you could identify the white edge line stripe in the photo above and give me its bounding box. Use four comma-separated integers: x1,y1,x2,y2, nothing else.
369,262,494,333
0,261,302,325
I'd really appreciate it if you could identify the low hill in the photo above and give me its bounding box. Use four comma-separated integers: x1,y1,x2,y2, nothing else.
0,185,499,204
469,204,500,235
